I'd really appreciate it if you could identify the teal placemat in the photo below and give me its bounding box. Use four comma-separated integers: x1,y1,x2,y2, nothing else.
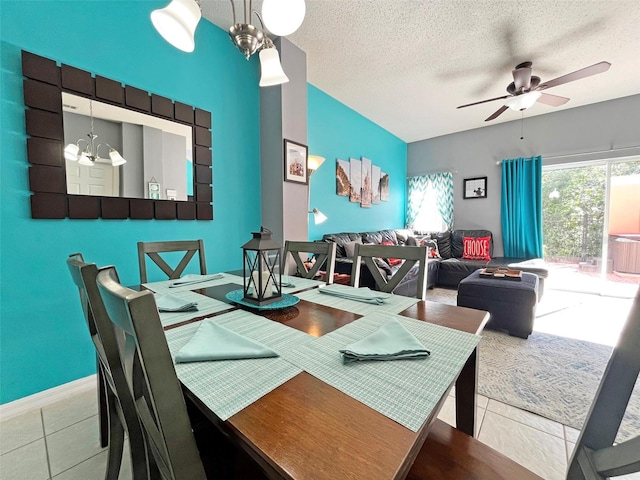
164,310,313,420
143,272,236,294
156,291,234,327
296,284,419,315
287,313,480,432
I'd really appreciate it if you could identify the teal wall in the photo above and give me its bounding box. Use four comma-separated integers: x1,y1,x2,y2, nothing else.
0,1,261,403
307,85,407,239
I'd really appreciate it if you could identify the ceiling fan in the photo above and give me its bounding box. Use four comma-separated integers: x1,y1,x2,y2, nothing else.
457,61,611,121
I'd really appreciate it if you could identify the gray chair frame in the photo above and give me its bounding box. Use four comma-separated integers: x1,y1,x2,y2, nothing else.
567,287,640,479
96,265,208,480
66,254,147,480
351,244,429,300
284,241,336,283
138,240,207,283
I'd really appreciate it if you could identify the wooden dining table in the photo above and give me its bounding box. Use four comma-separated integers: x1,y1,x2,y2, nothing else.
158,279,490,480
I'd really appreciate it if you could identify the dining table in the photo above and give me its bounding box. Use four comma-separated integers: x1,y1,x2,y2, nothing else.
142,272,490,480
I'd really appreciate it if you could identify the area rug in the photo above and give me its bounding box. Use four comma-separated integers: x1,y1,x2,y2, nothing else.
426,287,640,441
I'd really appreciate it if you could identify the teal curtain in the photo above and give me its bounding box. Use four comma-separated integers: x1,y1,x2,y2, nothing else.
501,156,543,258
406,172,453,230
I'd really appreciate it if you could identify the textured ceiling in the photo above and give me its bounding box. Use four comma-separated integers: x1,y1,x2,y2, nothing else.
201,0,640,142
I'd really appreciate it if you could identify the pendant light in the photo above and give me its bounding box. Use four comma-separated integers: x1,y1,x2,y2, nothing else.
150,0,202,53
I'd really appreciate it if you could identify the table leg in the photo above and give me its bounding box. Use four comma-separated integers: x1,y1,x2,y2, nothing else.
455,346,478,437
97,363,108,448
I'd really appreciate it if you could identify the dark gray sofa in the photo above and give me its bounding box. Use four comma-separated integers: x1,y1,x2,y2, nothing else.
320,228,539,296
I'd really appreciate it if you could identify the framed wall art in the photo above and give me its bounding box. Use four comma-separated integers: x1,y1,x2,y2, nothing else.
284,139,308,184
463,176,487,199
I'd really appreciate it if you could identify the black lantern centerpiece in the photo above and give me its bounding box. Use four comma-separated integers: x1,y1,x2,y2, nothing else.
242,227,282,306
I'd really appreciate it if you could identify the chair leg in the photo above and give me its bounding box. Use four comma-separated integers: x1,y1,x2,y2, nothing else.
98,364,109,448
104,390,125,480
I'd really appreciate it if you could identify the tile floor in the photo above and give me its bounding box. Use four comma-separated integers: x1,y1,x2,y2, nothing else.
2,383,638,480
1,288,638,479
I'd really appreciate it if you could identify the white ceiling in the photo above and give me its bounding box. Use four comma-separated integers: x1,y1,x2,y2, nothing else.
201,0,640,143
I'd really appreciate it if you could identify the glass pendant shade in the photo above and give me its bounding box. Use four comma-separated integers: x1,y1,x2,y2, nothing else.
307,155,325,172
259,48,289,87
506,91,542,111
64,144,80,162
262,0,306,36
109,149,127,166
151,0,201,53
78,151,95,166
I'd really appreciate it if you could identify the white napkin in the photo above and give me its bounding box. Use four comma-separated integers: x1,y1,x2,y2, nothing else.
318,284,386,304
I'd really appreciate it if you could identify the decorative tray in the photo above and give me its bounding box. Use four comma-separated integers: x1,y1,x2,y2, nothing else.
479,267,522,280
225,289,301,310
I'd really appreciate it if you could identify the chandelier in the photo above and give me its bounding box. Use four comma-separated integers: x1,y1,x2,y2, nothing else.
150,0,305,87
63,100,127,167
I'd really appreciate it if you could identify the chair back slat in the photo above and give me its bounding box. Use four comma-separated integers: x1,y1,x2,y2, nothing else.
66,253,147,480
284,241,336,283
567,287,640,479
351,244,428,300
138,240,206,283
96,266,207,480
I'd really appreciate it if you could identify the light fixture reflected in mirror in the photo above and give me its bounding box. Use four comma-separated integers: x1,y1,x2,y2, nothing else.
64,100,127,167
549,188,560,199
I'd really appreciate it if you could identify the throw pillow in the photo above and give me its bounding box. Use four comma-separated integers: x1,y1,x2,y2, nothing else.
343,239,362,258
421,239,441,258
381,240,402,266
462,236,491,261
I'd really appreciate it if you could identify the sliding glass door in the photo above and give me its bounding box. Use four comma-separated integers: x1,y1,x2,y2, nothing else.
542,158,640,298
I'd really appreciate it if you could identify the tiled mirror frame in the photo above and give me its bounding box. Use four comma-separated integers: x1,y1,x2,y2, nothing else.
22,50,213,220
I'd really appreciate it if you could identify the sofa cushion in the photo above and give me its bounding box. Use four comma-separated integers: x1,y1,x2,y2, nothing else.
394,229,415,245
452,229,493,258
322,233,363,258
422,239,441,258
362,229,398,245
343,239,362,258
462,236,491,261
430,231,452,259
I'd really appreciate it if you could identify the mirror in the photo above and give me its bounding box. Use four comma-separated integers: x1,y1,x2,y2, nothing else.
22,50,213,220
62,93,193,201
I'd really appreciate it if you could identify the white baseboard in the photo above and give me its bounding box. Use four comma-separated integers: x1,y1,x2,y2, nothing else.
0,375,97,421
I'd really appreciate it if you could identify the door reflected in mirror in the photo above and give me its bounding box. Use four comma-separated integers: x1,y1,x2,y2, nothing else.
62,92,194,201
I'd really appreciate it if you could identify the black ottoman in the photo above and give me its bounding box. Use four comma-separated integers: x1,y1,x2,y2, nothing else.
457,270,539,339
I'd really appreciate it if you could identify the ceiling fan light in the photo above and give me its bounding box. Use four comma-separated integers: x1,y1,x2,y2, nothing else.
259,47,289,87
262,0,306,36
505,91,542,111
109,148,127,166
150,0,201,53
64,143,80,162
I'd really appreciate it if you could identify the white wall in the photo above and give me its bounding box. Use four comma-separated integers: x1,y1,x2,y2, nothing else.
407,94,640,256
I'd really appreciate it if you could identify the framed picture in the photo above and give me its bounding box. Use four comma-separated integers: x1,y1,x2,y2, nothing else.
463,176,487,199
284,139,308,184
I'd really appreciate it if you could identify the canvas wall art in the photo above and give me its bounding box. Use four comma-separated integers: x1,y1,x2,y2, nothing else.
336,158,350,196
349,158,362,203
380,172,389,201
360,157,372,208
371,165,381,204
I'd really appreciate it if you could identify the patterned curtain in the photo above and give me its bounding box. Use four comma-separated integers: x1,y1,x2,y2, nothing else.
406,172,454,230
501,156,543,258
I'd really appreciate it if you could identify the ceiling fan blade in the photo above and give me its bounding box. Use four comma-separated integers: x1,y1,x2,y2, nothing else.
512,67,532,91
485,105,508,121
537,92,570,107
538,61,611,90
457,95,511,109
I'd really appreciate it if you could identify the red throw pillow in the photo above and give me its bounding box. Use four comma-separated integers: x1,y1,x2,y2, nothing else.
381,240,402,266
462,236,491,261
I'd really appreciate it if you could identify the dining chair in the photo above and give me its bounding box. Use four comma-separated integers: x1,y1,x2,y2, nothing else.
137,239,207,283
66,254,148,480
566,286,640,479
284,240,336,283
95,265,267,480
351,243,429,300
